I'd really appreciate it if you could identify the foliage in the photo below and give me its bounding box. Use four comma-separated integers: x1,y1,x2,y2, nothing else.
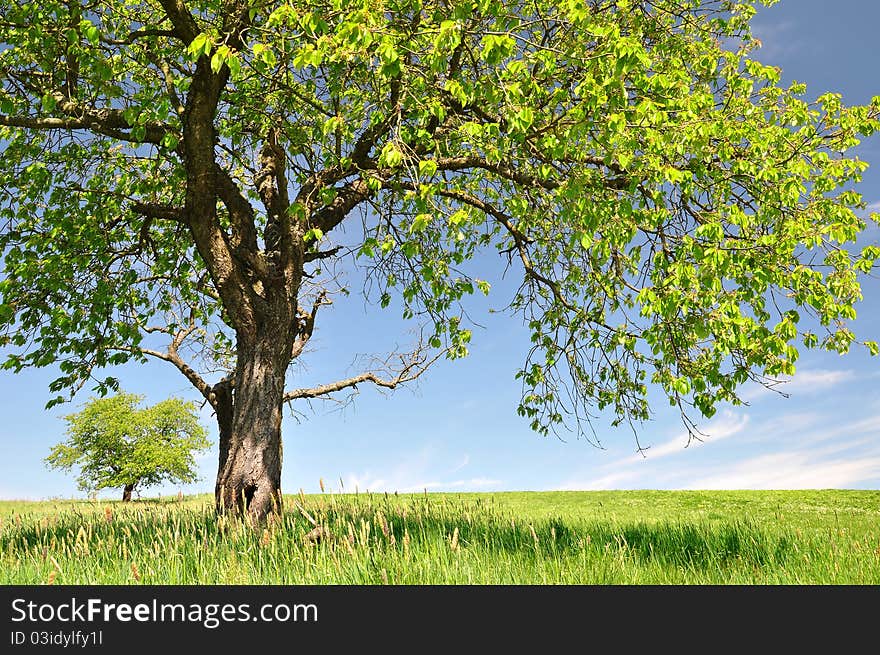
44,393,210,497
0,0,877,445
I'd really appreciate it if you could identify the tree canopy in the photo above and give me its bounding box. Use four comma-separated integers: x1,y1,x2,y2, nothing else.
2,0,878,518
45,392,210,500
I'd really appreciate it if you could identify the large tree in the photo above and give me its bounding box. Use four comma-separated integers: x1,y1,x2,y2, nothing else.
1,0,878,521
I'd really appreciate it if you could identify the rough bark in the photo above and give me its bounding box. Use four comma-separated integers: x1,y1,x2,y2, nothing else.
212,376,234,508
215,333,289,523
122,483,135,503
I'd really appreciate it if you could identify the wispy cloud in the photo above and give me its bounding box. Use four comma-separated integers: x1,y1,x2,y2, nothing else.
556,470,641,492
0,488,31,500
449,454,470,474
685,452,880,489
335,473,501,494
784,369,855,391
628,411,749,462
396,478,502,493
741,369,854,401
749,19,809,62
556,411,749,490
556,406,880,491
333,446,500,494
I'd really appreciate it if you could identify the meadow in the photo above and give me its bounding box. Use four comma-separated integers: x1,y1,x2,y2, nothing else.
1,490,878,584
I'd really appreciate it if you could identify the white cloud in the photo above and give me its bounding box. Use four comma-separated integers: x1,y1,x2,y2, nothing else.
784,369,855,391
679,411,880,489
792,415,880,450
556,407,880,491
336,473,387,493
557,470,641,491
556,411,749,490
333,448,500,495
749,19,808,61
397,478,502,493
630,411,749,462
449,454,470,474
334,474,502,494
741,369,854,401
685,452,880,489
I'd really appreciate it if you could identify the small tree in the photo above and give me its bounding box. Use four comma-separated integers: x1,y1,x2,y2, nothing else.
45,392,210,501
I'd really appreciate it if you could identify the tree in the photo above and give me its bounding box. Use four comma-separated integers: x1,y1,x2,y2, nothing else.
45,392,210,501
1,0,878,522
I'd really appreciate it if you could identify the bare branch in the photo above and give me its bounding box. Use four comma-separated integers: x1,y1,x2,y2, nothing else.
303,246,342,263
289,291,330,360
118,345,213,403
283,348,445,402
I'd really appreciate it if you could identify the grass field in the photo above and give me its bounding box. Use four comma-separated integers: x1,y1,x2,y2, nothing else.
1,490,879,584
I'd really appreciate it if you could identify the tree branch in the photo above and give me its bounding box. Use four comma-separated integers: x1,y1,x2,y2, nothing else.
119,345,213,404
215,164,260,254
397,181,575,311
303,246,342,263
289,291,330,360
434,156,561,191
100,29,177,45
0,93,171,145
283,348,444,401
157,0,200,44
309,178,373,235
131,202,187,223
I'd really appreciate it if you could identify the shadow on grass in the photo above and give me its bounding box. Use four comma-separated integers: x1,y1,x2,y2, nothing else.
315,500,793,570
1,497,792,572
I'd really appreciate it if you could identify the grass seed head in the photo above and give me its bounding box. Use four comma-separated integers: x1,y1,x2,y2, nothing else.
130,562,141,581
377,511,390,538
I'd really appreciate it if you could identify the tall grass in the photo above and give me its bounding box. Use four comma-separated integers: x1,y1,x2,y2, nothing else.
1,490,878,584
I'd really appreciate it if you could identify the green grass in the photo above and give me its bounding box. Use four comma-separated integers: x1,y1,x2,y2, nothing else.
1,490,878,584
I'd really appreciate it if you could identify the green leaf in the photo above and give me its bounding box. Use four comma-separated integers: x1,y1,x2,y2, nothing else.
411,213,431,232
187,33,212,61
379,142,404,168
41,93,57,112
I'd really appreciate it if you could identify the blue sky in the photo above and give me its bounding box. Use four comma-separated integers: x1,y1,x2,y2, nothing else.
2,0,879,500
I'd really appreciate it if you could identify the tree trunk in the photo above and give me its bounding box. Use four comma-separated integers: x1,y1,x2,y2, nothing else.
212,376,234,505
122,483,134,503
215,336,288,524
